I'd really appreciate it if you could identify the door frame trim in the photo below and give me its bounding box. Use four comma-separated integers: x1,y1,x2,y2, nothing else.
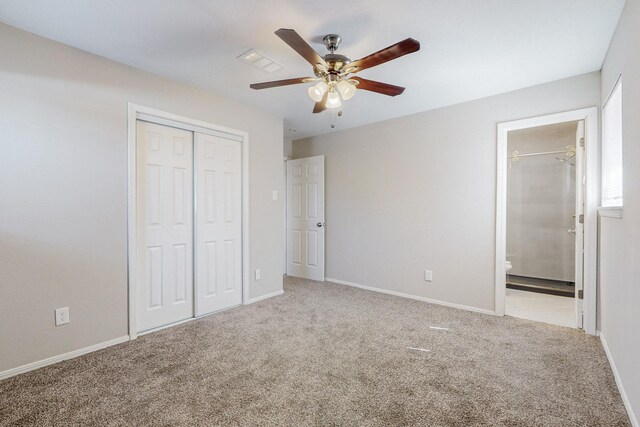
127,103,250,340
495,107,598,335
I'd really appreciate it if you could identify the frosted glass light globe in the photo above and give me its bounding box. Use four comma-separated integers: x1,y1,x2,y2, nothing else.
307,81,328,102
326,90,342,109
337,80,356,100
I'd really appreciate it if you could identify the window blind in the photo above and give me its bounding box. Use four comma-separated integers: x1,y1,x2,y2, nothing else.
602,78,623,207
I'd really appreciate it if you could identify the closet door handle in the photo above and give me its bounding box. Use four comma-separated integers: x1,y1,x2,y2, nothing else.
317,222,325,228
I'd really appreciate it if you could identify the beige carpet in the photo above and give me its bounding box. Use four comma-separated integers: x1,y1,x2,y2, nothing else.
0,277,630,426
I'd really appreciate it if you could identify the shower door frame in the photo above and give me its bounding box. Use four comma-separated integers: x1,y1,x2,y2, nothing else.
495,107,598,335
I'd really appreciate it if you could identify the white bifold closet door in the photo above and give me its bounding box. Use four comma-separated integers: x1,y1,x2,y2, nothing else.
194,133,242,315
136,121,194,332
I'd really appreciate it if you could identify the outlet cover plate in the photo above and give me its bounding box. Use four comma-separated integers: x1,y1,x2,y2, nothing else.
424,270,433,282
55,307,70,326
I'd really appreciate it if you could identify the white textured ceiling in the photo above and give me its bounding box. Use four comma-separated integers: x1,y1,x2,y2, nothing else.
0,0,625,139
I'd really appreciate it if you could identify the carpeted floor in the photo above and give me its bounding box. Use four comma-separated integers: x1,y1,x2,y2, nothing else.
0,277,631,426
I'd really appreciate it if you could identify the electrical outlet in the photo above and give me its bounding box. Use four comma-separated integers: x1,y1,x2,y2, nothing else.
55,307,70,326
424,270,433,282
255,269,261,280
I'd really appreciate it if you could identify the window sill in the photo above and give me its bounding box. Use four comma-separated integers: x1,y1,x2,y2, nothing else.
598,207,623,219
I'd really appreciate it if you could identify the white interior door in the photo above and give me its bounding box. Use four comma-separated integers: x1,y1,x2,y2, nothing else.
574,120,585,328
286,156,325,281
194,132,242,315
136,121,194,332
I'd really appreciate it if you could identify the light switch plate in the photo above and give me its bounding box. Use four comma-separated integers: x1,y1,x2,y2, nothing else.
424,270,433,282
272,190,278,201
255,269,261,280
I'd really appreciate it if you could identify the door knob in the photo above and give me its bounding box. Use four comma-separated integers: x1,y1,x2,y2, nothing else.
317,222,325,228
568,229,576,234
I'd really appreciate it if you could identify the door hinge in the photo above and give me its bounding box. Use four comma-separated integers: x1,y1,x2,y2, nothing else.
579,214,584,224
580,137,585,148
578,289,584,299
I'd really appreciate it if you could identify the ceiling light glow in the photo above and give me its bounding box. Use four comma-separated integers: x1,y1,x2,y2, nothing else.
326,90,342,109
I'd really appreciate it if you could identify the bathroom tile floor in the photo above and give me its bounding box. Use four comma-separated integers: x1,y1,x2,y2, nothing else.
505,288,575,328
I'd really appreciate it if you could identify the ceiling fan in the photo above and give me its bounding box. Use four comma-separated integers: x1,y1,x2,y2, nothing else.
250,29,420,114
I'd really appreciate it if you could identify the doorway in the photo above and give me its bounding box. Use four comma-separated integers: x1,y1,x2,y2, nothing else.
495,108,598,334
505,121,582,328
128,104,249,338
285,156,326,281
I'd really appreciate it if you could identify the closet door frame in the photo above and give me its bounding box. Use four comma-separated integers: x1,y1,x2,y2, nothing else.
127,103,250,340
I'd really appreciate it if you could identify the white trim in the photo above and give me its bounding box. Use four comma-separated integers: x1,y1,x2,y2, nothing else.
132,105,249,140
241,121,250,310
246,289,285,305
137,113,243,141
326,278,495,316
599,207,623,219
495,107,599,335
600,334,639,427
136,317,195,337
127,103,250,340
283,160,288,275
0,336,130,381
604,74,623,109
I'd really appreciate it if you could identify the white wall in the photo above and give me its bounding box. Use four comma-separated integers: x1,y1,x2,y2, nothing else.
507,123,577,282
599,0,640,424
293,72,599,312
0,23,284,373
284,138,293,159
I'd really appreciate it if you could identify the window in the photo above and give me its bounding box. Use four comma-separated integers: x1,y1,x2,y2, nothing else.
602,77,623,207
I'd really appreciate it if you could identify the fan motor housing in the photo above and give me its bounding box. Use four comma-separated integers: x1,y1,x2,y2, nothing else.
324,53,351,72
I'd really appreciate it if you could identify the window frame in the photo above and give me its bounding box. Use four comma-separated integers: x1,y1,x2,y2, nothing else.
601,75,624,210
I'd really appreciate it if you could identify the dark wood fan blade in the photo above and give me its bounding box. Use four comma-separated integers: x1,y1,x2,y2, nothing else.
352,77,405,96
350,38,420,72
313,91,329,114
275,29,327,69
250,77,310,90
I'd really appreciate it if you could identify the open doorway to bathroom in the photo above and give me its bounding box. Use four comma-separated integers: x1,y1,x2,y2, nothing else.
495,108,599,334
505,121,580,327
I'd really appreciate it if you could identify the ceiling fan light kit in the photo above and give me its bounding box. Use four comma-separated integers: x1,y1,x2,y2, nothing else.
250,28,420,121
337,80,356,100
308,81,328,102
325,90,342,109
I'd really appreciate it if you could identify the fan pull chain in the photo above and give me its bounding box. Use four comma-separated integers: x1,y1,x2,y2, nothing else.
329,109,344,129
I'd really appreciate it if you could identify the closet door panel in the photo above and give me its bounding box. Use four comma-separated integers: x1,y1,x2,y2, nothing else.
195,133,242,315
136,121,194,332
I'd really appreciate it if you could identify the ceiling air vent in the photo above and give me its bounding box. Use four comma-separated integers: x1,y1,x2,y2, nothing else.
238,49,283,73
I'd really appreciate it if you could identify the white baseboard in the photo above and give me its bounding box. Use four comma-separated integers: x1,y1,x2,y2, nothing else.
326,278,495,316
600,333,639,427
246,289,284,305
0,335,130,381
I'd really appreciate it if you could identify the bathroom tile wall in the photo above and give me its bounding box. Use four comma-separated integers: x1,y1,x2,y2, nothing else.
506,121,578,282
